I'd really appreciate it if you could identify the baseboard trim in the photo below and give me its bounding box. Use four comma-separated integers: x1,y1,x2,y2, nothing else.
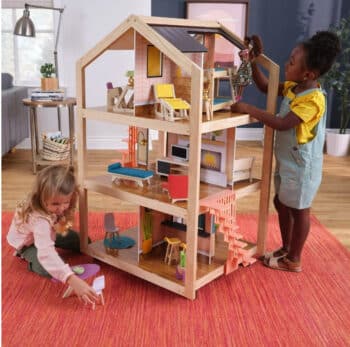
236,128,264,141
16,129,265,150
16,136,128,150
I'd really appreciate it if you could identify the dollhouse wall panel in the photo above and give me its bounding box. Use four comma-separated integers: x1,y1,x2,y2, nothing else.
134,33,173,105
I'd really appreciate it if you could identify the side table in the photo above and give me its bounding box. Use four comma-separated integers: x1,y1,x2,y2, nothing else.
22,98,76,174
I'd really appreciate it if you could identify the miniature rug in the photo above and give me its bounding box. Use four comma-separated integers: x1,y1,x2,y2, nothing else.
2,212,350,346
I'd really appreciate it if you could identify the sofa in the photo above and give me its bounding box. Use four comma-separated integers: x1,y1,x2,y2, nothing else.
2,73,29,155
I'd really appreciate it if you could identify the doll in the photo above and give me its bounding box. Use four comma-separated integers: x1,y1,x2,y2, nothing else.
230,48,252,103
230,36,263,103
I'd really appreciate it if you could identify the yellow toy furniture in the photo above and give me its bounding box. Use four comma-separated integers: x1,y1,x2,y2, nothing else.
153,83,190,121
164,236,182,265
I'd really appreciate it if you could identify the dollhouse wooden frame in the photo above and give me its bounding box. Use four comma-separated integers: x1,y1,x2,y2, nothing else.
76,15,279,300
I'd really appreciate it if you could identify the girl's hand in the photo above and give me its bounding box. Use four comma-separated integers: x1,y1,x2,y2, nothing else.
231,102,250,114
251,35,263,58
245,35,263,61
67,274,99,305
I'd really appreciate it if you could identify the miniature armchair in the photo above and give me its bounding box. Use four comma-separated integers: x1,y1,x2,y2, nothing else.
153,83,190,122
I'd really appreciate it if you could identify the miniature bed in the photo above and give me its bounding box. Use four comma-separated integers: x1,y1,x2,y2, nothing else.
107,162,153,187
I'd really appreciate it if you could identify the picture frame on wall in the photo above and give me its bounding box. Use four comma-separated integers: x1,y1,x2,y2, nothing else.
147,45,163,77
186,0,249,66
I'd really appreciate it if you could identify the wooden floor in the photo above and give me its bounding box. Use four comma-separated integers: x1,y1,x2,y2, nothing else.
2,141,350,250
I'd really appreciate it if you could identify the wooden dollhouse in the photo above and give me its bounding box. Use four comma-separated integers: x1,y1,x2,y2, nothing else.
76,15,279,299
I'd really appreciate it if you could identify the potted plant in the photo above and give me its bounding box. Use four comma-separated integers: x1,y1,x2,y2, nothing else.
322,16,350,156
40,63,58,91
142,208,153,254
125,70,134,87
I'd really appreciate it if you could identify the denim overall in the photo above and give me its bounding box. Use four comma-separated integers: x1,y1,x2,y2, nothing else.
274,87,327,209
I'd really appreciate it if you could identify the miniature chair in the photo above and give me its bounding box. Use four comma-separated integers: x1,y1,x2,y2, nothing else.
57,264,101,299
104,213,120,257
162,175,188,203
103,212,135,255
164,237,182,265
106,82,134,114
92,275,105,310
153,83,190,122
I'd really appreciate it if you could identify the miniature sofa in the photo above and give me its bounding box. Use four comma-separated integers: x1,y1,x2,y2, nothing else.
107,162,153,187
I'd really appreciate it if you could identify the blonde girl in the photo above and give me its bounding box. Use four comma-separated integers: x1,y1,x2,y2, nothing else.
7,165,98,304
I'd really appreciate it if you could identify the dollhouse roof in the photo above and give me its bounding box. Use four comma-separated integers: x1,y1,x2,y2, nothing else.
151,26,208,53
77,15,246,74
151,25,245,53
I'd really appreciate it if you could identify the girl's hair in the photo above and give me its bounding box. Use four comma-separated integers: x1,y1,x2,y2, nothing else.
18,165,78,224
302,31,341,76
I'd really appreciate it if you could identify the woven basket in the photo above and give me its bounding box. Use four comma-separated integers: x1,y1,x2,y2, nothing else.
41,136,71,161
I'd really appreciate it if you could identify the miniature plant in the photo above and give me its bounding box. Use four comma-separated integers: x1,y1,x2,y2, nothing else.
40,63,56,78
321,16,350,134
143,209,152,240
126,70,134,87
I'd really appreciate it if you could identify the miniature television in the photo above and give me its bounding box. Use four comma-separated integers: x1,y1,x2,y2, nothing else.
171,144,189,161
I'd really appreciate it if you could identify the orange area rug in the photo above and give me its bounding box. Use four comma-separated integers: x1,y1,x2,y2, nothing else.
2,212,350,346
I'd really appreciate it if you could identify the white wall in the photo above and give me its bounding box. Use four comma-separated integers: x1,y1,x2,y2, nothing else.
19,0,151,149
17,0,263,150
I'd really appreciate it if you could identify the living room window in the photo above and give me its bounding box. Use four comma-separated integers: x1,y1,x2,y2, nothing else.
2,3,55,86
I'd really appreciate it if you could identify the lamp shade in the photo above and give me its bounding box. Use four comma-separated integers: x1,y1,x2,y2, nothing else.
13,9,35,37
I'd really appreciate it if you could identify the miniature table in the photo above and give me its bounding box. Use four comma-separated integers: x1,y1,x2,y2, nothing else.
22,98,76,174
52,263,101,298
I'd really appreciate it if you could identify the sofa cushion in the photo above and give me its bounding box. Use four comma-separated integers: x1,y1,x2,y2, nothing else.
2,73,14,90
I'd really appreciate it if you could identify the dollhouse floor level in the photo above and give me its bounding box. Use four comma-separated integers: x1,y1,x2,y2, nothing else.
83,107,256,136
84,226,257,297
84,175,261,217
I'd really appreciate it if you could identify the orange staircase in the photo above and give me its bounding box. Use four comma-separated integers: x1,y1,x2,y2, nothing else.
116,126,137,167
200,190,256,274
